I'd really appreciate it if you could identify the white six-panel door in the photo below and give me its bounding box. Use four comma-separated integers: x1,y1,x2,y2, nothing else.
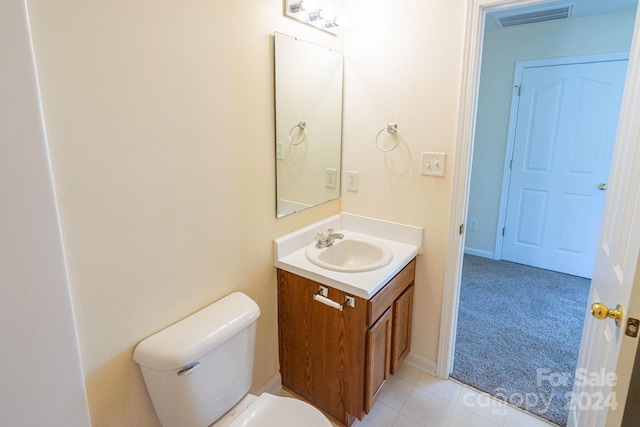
501,59,628,278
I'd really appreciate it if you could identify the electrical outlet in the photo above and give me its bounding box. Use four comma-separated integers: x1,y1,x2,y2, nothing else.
421,152,446,177
325,168,337,189
346,171,359,192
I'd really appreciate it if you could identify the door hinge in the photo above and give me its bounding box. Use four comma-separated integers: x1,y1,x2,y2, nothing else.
459,224,465,235
502,227,505,236
516,84,522,96
510,159,513,169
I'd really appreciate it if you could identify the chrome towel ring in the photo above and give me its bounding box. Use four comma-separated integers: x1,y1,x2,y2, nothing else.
288,122,307,145
375,123,399,152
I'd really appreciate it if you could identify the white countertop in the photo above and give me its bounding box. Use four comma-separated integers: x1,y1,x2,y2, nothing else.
274,213,422,299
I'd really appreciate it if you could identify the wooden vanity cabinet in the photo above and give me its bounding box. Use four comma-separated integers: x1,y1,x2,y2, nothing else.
277,259,416,426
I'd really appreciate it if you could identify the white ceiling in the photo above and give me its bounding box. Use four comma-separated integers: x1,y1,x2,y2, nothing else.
485,0,638,30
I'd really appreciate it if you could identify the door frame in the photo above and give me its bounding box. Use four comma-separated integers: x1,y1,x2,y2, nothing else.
438,0,640,397
494,53,630,262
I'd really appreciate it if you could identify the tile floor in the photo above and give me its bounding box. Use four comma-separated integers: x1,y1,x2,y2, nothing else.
287,362,556,427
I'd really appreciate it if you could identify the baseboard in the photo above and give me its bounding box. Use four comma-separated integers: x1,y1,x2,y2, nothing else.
463,247,494,259
404,352,437,376
256,355,438,394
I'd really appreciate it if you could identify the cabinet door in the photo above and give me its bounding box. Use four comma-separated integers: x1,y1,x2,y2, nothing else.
277,270,367,424
391,285,414,374
365,307,392,413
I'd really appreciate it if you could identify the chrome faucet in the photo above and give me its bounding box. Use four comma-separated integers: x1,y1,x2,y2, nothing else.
315,228,344,248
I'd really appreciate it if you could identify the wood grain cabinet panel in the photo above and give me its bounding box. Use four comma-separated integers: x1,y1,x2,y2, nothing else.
391,285,414,374
277,258,416,426
365,307,392,413
277,270,367,423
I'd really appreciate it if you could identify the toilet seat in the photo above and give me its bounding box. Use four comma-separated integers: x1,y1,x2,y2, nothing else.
227,393,331,427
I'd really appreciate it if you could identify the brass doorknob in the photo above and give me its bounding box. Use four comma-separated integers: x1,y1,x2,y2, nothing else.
591,302,623,327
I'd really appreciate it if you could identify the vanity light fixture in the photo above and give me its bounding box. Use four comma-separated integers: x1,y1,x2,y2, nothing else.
307,9,324,21
323,16,343,28
288,0,317,14
308,6,333,21
285,0,346,33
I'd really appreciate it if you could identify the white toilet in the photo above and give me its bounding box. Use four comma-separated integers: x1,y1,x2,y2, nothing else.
133,292,331,427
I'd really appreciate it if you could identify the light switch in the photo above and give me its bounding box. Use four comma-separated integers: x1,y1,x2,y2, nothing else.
276,141,284,160
421,152,446,177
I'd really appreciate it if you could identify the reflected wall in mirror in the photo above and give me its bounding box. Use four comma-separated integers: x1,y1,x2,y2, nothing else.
274,32,344,218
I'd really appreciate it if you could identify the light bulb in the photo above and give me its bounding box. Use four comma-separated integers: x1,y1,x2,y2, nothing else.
335,14,349,27
320,5,335,19
303,0,318,11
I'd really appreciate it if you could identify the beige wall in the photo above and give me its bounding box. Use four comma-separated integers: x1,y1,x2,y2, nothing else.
342,0,466,368
26,0,343,425
26,0,471,424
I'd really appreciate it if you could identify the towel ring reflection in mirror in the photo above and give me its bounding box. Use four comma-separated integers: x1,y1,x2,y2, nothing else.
375,123,399,152
288,122,307,145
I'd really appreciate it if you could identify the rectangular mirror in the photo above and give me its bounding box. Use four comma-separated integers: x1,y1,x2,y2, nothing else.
274,32,344,218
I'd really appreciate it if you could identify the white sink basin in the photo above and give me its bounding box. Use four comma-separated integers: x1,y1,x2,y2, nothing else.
305,237,393,272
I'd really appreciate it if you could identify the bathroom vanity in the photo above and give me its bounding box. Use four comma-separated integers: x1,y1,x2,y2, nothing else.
277,260,415,425
274,214,422,425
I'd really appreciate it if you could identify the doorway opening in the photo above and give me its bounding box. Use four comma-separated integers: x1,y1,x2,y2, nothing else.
448,1,638,426
452,255,590,425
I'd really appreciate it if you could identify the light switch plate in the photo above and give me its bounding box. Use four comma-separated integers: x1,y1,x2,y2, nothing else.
421,152,446,177
276,141,284,160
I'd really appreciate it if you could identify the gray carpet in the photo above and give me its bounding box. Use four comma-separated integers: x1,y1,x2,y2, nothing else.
451,254,591,426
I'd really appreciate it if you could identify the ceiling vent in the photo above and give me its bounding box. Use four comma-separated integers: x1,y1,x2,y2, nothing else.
494,4,574,28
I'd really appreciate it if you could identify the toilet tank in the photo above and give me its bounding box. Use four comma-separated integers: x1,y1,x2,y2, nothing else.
133,292,261,427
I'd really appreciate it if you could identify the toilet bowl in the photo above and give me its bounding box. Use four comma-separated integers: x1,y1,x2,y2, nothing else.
214,393,331,427
133,292,331,427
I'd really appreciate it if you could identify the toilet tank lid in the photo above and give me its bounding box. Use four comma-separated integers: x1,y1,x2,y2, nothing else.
133,292,260,371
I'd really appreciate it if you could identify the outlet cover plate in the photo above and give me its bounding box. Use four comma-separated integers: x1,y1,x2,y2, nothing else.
346,171,359,192
325,168,337,189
